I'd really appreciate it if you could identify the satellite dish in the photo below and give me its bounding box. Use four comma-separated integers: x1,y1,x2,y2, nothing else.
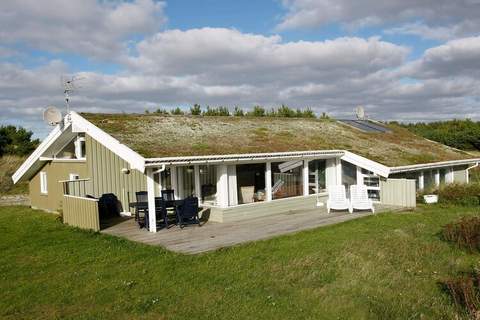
43,106,63,126
355,106,366,120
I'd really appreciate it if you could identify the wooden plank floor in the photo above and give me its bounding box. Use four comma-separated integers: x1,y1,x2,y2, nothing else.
101,204,404,254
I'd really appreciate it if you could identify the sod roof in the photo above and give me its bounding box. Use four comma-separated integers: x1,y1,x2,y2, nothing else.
81,113,473,167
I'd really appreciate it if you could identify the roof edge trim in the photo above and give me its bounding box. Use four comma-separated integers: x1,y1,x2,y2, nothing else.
390,158,480,174
145,150,345,166
70,112,146,172
12,124,65,183
341,151,390,177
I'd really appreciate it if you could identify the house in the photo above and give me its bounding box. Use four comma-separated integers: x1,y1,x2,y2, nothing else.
12,111,479,232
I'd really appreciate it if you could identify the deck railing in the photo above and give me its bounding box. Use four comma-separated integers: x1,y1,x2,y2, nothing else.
60,179,92,198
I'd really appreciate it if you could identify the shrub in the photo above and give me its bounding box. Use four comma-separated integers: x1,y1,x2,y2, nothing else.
170,107,184,115
233,106,244,116
202,106,230,116
438,183,480,206
190,104,202,115
442,271,480,319
154,108,168,115
443,216,480,252
276,104,296,117
247,105,266,117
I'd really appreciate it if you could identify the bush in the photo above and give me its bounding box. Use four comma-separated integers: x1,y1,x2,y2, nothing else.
233,106,244,117
399,119,480,151
170,107,184,115
190,104,202,115
202,106,230,116
247,105,266,117
443,271,480,319
438,183,480,206
443,216,480,252
154,108,168,115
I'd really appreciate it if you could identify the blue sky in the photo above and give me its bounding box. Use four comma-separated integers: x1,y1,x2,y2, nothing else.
0,0,479,138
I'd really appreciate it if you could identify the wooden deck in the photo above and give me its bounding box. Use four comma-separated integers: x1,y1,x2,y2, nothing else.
101,204,403,254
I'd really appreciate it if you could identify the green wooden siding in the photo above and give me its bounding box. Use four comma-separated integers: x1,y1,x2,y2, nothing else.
86,135,147,212
63,195,100,231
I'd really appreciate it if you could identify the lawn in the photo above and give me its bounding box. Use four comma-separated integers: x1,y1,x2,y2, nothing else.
0,205,479,319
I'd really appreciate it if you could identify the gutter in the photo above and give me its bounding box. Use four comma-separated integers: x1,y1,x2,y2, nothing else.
466,162,479,184
144,150,344,167
390,158,480,174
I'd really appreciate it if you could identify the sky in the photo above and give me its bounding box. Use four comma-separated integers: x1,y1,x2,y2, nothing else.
1,0,480,138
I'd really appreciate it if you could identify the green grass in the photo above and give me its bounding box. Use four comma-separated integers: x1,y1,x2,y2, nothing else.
1,205,479,319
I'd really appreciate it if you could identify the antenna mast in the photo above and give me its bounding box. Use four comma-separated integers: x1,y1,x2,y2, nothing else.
62,75,84,113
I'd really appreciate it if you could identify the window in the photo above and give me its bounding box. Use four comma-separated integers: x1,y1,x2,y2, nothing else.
74,137,86,159
271,161,303,199
40,172,48,194
178,166,195,198
199,165,217,203
424,170,435,191
341,160,357,190
236,163,266,204
159,167,172,190
361,168,380,201
69,173,79,181
308,159,326,194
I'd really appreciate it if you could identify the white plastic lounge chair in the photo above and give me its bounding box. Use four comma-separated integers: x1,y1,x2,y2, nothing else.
327,185,352,214
350,184,375,213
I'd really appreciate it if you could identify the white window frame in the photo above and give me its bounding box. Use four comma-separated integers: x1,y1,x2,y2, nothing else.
40,171,48,194
359,168,381,202
69,173,80,181
74,137,86,159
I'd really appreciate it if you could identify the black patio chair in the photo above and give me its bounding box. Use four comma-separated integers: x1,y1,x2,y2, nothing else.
161,189,176,210
155,197,169,229
135,191,148,227
176,196,200,228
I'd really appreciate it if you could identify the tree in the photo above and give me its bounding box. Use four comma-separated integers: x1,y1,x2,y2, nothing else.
276,104,296,117
154,108,168,115
0,125,39,157
190,104,202,115
247,105,266,117
170,107,184,115
233,106,244,116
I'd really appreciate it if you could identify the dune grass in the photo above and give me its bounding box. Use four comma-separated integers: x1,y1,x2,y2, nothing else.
0,155,28,196
1,205,479,319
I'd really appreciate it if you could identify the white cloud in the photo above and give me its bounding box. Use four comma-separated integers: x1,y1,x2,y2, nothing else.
400,36,480,79
277,0,480,40
129,28,408,82
0,0,166,60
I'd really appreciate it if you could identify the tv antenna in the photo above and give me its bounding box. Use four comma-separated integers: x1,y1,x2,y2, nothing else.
61,75,85,113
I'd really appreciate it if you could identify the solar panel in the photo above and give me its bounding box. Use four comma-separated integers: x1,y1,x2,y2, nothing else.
338,120,391,133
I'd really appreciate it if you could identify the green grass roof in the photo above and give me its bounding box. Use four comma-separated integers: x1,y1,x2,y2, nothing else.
81,113,472,167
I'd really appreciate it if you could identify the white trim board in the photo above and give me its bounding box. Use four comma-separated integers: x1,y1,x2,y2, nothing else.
70,112,145,172
341,151,390,178
12,124,65,184
390,159,480,174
